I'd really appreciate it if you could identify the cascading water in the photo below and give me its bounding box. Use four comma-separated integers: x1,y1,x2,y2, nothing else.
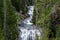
18,6,42,40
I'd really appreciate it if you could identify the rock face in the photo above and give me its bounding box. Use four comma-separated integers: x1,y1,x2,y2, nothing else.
18,6,42,40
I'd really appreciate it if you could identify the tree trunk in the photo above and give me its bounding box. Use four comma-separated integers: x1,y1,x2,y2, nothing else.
3,0,7,40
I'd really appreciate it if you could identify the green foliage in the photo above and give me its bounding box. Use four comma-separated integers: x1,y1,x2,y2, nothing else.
0,0,18,40
5,0,18,40
55,25,60,40
35,0,60,40
0,0,4,40
55,3,60,40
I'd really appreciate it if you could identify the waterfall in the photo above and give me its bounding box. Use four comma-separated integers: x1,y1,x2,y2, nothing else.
18,6,42,40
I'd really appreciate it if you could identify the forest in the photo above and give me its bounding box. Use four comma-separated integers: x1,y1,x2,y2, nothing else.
0,0,60,40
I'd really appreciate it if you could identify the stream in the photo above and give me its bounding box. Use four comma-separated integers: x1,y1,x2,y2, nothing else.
18,6,42,40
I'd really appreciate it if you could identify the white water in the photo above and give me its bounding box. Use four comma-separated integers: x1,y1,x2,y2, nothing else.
18,6,42,40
